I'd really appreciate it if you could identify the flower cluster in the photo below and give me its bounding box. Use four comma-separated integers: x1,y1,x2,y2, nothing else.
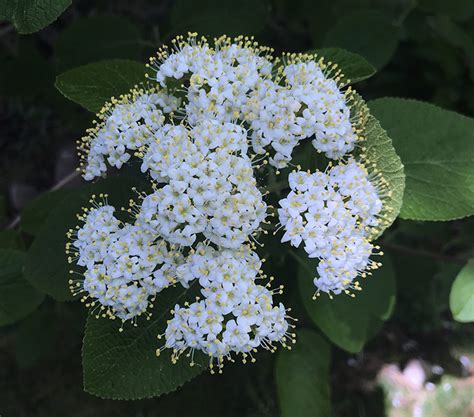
161,244,294,372
68,33,389,370
67,197,185,323
278,159,385,296
149,34,365,168
79,88,180,181
137,120,267,249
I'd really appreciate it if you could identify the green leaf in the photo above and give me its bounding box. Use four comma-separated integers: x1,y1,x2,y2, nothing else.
275,329,331,417
24,177,142,302
169,0,270,38
82,284,205,399
0,230,25,250
0,0,70,34
55,16,144,70
313,48,376,84
296,253,396,353
55,59,147,113
15,305,58,369
450,260,474,322
417,0,474,21
355,97,405,237
0,249,44,326
369,98,474,221
21,189,72,236
0,39,55,99
323,10,400,69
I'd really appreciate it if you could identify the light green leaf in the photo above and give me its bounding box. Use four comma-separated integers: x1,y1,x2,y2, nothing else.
313,48,376,84
169,0,270,38
323,10,400,69
55,59,147,113
0,0,70,34
275,329,331,417
55,16,144,70
0,249,44,326
82,283,205,399
24,177,143,301
296,253,396,353
354,96,405,237
450,260,474,322
369,98,474,221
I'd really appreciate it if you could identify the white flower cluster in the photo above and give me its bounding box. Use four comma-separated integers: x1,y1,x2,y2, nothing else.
137,119,267,249
149,33,363,168
278,159,384,296
79,88,180,181
69,34,389,370
160,244,294,372
67,198,185,323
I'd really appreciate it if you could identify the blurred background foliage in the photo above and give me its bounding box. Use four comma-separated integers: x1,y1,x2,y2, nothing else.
0,0,473,416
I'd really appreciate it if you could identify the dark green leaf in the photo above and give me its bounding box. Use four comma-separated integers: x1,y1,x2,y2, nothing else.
369,98,474,221
15,306,58,369
55,16,144,70
24,177,142,301
0,40,55,99
313,48,376,84
296,253,396,353
0,249,44,326
417,0,474,21
169,0,270,38
275,329,331,417
83,284,205,399
0,0,70,34
0,230,25,250
323,10,400,69
21,189,72,236
450,260,474,322
55,59,147,113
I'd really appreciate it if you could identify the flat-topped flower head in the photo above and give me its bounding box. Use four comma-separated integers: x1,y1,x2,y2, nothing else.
67,32,389,371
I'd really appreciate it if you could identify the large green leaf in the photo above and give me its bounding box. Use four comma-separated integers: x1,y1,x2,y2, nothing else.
24,177,142,302
296,253,396,353
0,0,70,34
313,48,376,85
55,59,147,113
275,329,331,417
450,260,474,323
55,16,144,70
169,0,270,38
82,283,205,399
0,249,44,326
369,98,474,221
323,10,400,69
